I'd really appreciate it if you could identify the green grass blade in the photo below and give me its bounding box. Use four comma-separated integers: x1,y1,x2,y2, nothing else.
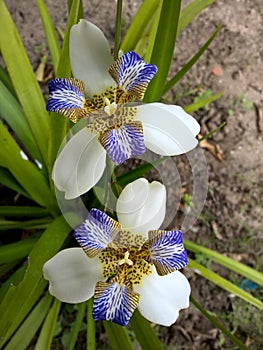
5,294,53,350
185,240,263,287
0,216,71,346
86,299,95,350
0,64,17,97
0,167,30,198
163,25,222,94
0,206,48,217
0,264,27,303
0,237,39,264
188,259,263,310
103,322,133,350
184,91,224,113
177,0,215,35
36,0,61,71
0,122,58,214
144,0,181,102
67,302,86,350
0,217,52,230
35,298,61,350
121,0,159,53
130,310,164,350
0,80,41,160
0,0,49,166
191,296,248,350
114,0,123,60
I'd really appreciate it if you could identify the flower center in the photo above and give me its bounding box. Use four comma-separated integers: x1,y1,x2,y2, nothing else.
99,231,152,286
103,97,117,116
118,251,133,266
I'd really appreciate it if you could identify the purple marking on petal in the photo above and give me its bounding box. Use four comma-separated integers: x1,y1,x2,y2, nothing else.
99,121,145,164
93,281,139,326
74,209,121,257
109,52,157,100
148,230,188,275
46,78,86,120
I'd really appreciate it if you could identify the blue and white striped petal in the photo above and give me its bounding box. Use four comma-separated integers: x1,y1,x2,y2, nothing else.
99,121,145,165
148,230,188,276
93,281,140,326
109,52,157,100
74,209,121,258
46,78,87,122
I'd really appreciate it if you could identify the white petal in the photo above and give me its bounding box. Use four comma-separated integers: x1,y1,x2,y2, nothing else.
43,248,104,303
52,128,106,199
153,103,200,136
70,19,116,96
116,178,166,235
136,103,200,155
134,268,191,326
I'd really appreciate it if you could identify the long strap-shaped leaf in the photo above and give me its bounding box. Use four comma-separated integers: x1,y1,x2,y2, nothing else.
0,0,49,166
121,0,159,53
0,216,71,347
185,240,263,287
4,294,53,350
143,0,181,102
191,296,248,350
103,321,133,350
0,122,58,215
188,259,263,310
130,310,164,350
163,25,222,94
35,298,61,350
35,0,61,71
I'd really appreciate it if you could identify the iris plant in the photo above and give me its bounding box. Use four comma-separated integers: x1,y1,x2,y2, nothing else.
43,179,191,326
46,20,200,199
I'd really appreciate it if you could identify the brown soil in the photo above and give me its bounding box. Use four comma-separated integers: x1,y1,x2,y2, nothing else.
4,0,263,349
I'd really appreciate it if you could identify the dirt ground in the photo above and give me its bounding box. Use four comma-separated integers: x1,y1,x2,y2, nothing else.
4,0,263,349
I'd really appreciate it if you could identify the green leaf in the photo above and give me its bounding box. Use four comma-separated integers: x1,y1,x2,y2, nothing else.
121,0,160,53
177,0,215,35
36,0,61,71
0,122,58,215
0,167,29,198
103,322,133,350
130,310,164,350
0,216,71,346
0,64,17,97
184,91,223,113
0,217,52,230
4,294,53,350
66,302,86,350
185,240,263,287
188,259,263,310
35,298,61,350
0,73,41,161
0,264,27,303
191,296,248,350
0,0,49,166
163,25,222,94
86,299,95,350
0,206,48,217
144,0,182,102
0,237,39,264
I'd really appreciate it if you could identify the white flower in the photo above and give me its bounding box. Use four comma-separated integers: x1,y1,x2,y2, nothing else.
43,178,191,326
47,19,200,199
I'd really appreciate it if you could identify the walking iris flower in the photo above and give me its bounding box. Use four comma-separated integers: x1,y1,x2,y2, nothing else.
47,19,200,199
43,179,191,326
